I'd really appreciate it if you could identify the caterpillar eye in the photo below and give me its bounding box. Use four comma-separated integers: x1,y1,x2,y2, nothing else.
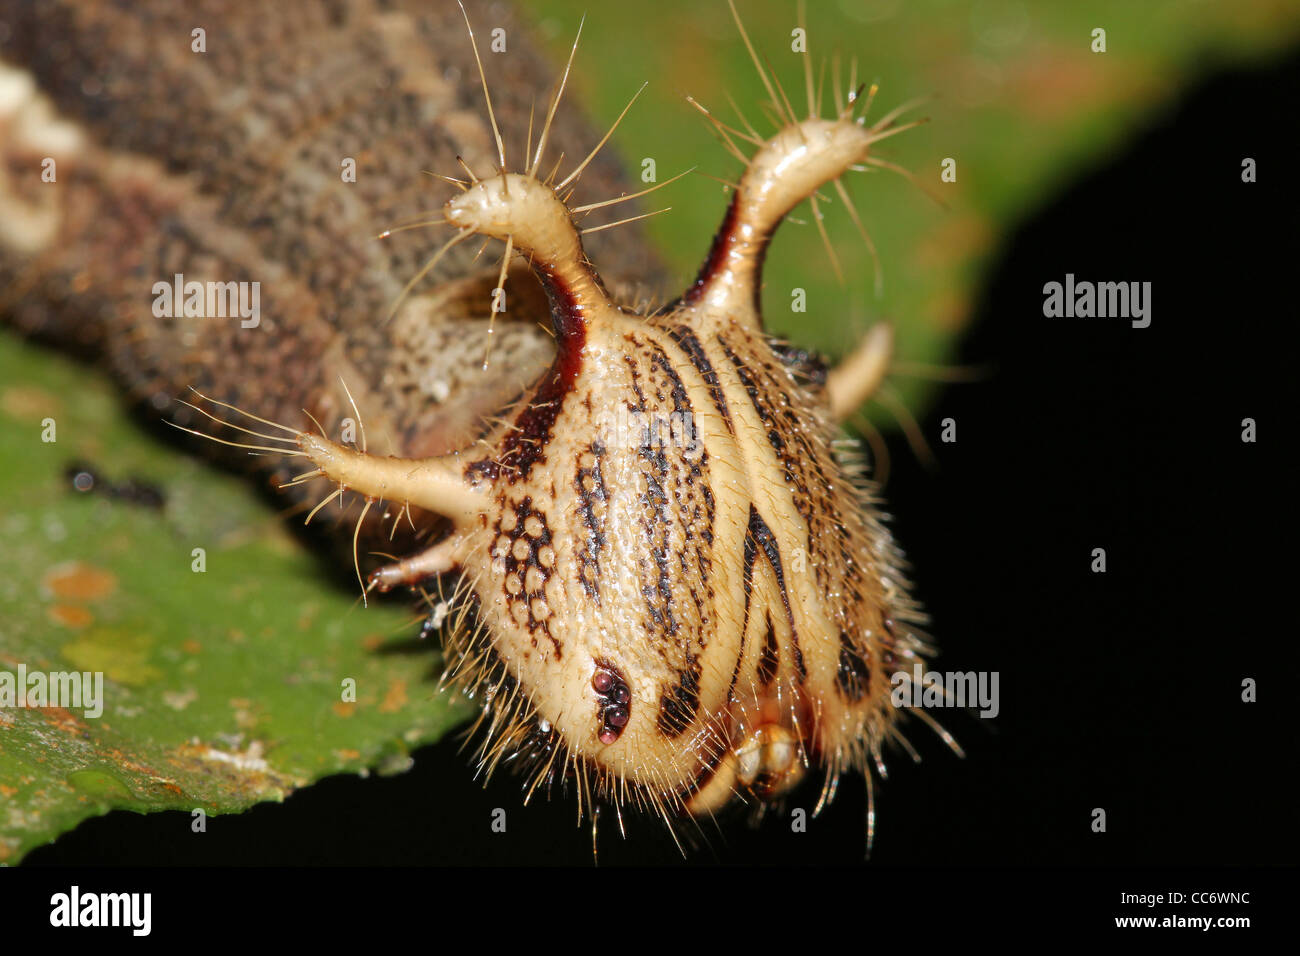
593,664,633,745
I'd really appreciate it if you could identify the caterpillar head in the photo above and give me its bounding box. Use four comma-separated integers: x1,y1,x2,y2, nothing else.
233,3,952,843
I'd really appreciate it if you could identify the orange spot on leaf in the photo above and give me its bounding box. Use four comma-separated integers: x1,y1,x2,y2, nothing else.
48,604,93,628
379,679,408,714
0,385,60,421
42,561,117,601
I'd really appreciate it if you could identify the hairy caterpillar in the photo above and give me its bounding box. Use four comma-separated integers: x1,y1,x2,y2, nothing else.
0,0,956,852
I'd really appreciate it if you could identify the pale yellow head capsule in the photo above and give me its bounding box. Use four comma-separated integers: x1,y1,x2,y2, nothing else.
413,95,932,823
278,4,950,842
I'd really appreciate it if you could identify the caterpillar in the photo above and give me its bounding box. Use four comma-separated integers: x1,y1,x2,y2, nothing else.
0,0,956,853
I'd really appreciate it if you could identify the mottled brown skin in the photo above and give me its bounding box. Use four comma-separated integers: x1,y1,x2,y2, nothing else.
0,0,663,545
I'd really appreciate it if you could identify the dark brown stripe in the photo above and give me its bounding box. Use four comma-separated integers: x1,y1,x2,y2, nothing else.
682,194,769,313
757,610,779,686
657,663,701,738
720,338,789,466
666,324,734,436
746,506,806,680
471,265,587,484
574,439,607,602
636,339,695,645
836,630,871,702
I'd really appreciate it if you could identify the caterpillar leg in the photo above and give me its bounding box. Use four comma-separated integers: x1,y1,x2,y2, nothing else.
368,533,471,593
825,322,894,421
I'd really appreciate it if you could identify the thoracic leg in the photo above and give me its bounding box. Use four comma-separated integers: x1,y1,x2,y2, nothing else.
368,533,473,592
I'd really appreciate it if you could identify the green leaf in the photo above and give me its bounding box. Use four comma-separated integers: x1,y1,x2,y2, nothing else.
0,335,470,863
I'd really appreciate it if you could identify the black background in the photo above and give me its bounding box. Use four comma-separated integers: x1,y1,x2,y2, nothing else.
18,46,1296,869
